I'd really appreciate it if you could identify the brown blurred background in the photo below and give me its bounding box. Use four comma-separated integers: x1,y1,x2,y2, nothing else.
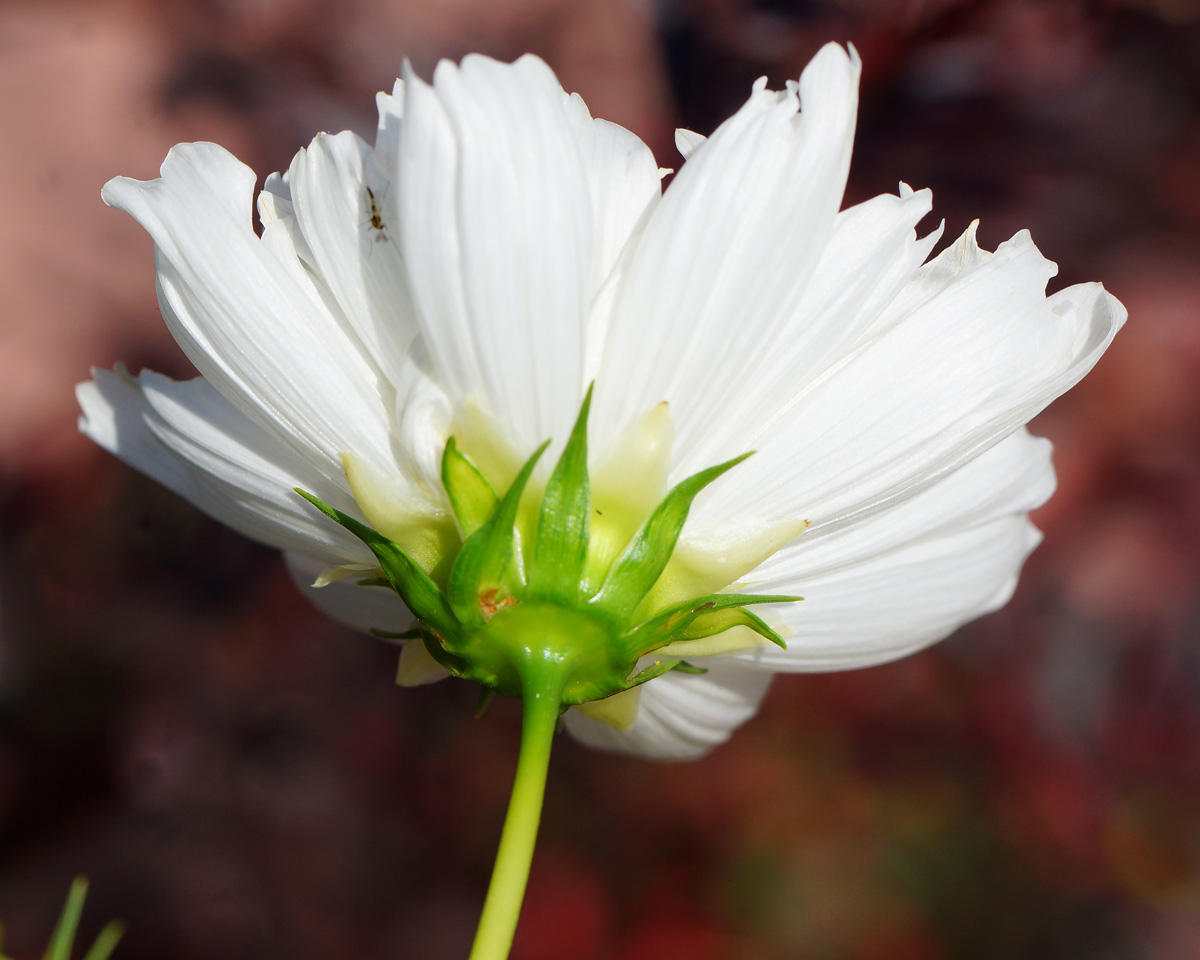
1,0,1198,957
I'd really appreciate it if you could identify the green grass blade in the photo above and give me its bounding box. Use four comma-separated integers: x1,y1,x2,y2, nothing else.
80,923,124,960
43,877,86,960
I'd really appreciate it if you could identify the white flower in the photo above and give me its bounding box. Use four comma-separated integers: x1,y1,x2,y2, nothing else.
78,44,1124,761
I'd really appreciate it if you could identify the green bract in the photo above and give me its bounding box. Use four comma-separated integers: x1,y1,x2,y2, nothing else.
297,389,798,709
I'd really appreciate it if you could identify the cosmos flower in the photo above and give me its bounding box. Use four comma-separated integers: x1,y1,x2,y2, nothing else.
78,43,1123,761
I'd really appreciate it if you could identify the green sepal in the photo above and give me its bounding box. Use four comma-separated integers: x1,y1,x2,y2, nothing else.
442,437,499,537
423,632,471,676
528,384,592,602
474,686,495,717
295,388,807,718
671,605,785,647
622,591,798,658
446,441,548,624
356,577,392,588
370,627,425,641
590,453,753,625
623,657,691,688
670,660,708,675
295,489,460,640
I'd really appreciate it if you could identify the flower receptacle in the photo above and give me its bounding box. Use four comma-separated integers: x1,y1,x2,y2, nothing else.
447,601,619,704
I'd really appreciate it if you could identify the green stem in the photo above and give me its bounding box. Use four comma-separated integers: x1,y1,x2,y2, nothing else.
467,669,562,960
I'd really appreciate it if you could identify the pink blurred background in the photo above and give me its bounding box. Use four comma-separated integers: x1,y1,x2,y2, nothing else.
1,0,1198,957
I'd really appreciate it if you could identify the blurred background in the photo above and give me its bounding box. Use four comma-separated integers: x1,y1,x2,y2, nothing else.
1,0,1198,957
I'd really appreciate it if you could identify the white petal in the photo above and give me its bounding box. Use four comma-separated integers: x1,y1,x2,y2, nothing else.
592,43,861,453
393,344,456,500
763,427,1055,581
78,368,371,564
674,128,706,159
698,228,1125,535
563,663,772,760
672,184,941,481
562,92,662,385
251,172,446,515
79,369,209,503
734,514,1041,671
255,173,324,282
257,170,293,218
562,92,661,294
284,551,414,634
644,430,1051,674
102,142,399,488
721,430,1056,672
396,55,593,455
374,78,405,174
396,640,453,687
287,130,418,381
